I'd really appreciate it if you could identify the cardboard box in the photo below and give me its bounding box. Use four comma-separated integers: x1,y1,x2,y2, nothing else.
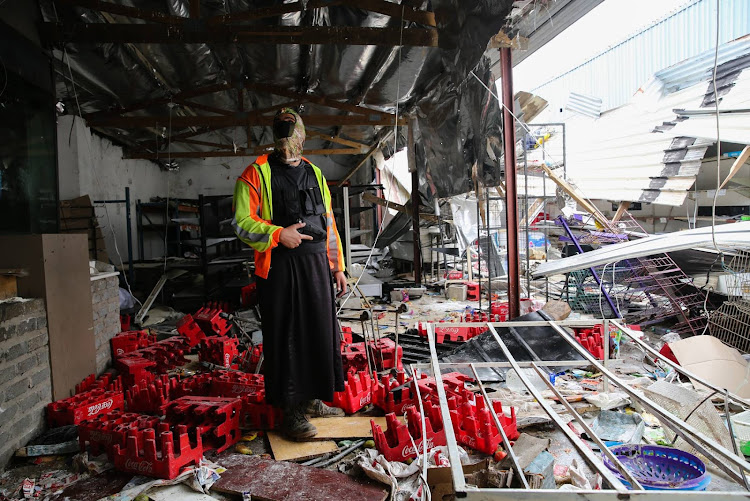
428,459,488,500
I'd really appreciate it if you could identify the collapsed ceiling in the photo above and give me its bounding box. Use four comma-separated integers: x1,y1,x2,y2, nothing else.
39,0,547,198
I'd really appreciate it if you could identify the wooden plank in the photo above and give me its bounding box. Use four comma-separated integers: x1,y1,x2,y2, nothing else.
267,432,338,461
2,235,96,400
212,454,388,501
361,192,440,223
306,130,368,150
719,145,750,190
540,164,611,228
307,416,393,439
611,201,631,223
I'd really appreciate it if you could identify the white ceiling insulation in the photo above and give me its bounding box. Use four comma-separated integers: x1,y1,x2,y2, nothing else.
522,38,750,207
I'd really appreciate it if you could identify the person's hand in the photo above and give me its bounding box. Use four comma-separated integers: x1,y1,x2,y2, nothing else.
333,271,347,298
279,222,313,249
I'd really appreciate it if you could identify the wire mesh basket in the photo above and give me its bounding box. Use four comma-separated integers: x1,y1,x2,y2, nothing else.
642,380,733,457
602,444,710,490
709,299,750,353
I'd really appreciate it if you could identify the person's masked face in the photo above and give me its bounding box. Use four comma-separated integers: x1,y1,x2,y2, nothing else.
273,108,305,164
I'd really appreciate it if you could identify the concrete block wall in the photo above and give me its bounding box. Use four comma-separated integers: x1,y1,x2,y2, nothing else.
91,276,121,374
0,299,52,469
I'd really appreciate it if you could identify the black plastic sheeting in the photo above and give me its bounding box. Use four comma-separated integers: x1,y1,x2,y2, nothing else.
439,310,586,382
41,0,511,196
416,57,504,200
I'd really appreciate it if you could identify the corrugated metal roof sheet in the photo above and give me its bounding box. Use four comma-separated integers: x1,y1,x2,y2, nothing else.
566,92,602,118
656,37,750,93
530,0,750,113
523,37,750,206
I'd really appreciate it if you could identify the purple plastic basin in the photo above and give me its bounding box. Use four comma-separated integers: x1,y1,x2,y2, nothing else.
602,444,710,490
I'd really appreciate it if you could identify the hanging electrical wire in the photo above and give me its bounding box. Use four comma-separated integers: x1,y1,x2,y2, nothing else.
63,47,142,306
336,6,406,314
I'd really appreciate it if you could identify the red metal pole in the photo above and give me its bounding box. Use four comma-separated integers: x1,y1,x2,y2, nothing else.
500,48,520,319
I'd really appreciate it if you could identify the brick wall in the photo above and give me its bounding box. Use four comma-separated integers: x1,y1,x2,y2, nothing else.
0,299,52,469
91,276,121,374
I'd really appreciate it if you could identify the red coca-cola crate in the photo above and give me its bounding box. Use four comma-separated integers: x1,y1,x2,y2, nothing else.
78,411,161,459
75,373,122,394
199,336,240,368
194,303,232,337
116,355,157,388
240,400,283,430
173,372,213,398
369,338,403,371
372,370,423,415
113,423,203,479
340,326,353,345
47,389,125,427
326,371,372,414
210,370,266,402
448,390,518,455
341,342,369,375
370,403,446,462
417,322,476,343
125,374,180,414
111,329,155,359
163,396,242,453
176,314,207,348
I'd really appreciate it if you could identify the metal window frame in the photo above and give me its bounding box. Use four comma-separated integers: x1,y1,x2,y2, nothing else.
416,319,750,499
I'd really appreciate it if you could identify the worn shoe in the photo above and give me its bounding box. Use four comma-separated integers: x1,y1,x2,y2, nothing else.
305,399,345,418
281,405,318,441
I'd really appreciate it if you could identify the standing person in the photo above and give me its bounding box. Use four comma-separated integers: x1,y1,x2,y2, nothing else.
232,108,347,440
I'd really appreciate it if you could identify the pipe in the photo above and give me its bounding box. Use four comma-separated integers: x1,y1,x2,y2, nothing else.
486,324,628,491
408,117,422,286
500,48,520,319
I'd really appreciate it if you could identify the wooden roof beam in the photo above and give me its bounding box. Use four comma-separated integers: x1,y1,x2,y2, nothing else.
124,147,362,159
39,23,439,47
56,0,185,24
87,113,407,128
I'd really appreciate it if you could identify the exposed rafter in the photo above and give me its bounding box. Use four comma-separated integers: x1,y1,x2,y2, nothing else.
39,23,438,46
87,113,406,128
57,0,436,27
123,147,362,159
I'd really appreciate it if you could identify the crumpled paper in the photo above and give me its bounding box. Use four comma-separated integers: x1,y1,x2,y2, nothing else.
355,446,470,501
97,457,225,501
584,392,630,411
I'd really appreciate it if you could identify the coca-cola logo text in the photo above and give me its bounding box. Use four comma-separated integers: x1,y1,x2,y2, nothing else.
87,431,113,444
402,439,433,458
87,399,113,417
124,459,154,474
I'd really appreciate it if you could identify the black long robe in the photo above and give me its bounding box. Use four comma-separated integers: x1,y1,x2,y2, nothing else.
256,155,345,407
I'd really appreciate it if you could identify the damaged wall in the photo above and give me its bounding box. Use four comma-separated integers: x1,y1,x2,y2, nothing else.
57,116,169,261
0,299,52,469
91,276,120,374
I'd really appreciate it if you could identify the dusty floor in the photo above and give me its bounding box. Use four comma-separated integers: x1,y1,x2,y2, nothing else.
1,291,746,499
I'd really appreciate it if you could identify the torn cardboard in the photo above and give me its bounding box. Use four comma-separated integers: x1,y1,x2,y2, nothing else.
668,335,750,398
